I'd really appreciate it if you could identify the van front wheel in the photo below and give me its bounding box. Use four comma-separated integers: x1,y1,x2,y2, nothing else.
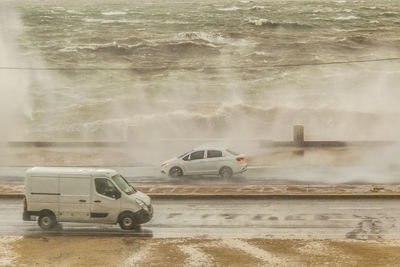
38,214,56,230
119,213,137,230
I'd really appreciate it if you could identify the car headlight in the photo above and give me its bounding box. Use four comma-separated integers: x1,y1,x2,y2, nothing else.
135,199,149,212
161,162,170,167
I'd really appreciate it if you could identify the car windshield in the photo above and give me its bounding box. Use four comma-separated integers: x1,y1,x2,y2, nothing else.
112,174,136,195
226,149,239,156
178,150,193,159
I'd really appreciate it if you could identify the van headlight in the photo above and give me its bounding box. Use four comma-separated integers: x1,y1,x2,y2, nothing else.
135,199,149,212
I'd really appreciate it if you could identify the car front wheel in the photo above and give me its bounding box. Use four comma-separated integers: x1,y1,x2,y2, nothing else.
169,167,183,178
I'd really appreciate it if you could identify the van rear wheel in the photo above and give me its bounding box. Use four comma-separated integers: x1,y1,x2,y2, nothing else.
119,213,138,230
38,214,56,230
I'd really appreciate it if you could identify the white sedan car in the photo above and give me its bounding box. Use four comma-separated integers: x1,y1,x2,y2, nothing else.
161,147,247,178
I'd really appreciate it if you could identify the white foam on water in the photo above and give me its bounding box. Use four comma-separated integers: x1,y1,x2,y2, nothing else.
177,32,225,43
218,7,240,11
249,6,266,10
66,10,83,15
102,11,127,16
83,18,129,23
247,18,269,26
335,15,360,20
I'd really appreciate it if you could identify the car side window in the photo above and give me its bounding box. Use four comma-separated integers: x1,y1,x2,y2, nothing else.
182,154,190,161
190,150,204,160
95,178,120,199
207,150,222,158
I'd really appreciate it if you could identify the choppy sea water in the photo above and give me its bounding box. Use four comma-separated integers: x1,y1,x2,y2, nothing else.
1,0,400,141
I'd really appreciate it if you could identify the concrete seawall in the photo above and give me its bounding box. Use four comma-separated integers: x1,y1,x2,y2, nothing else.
2,184,399,199
1,126,395,148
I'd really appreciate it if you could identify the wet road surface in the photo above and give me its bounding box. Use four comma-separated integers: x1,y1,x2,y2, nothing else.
1,198,400,239
1,165,400,185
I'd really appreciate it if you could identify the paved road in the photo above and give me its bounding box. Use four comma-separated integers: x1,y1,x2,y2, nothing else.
1,198,399,239
1,165,400,185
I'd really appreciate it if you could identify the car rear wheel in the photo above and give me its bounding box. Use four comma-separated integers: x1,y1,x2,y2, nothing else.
219,166,233,179
38,213,56,230
169,167,183,178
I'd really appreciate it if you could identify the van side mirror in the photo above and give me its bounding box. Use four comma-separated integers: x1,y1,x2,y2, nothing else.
113,190,121,199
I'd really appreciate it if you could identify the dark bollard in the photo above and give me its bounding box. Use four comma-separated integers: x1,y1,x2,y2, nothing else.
293,125,304,147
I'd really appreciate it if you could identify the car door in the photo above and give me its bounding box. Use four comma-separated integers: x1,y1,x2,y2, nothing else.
91,177,121,223
183,150,206,174
203,150,224,174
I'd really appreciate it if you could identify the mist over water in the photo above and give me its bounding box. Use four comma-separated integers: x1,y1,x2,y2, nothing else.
2,0,400,144
0,0,400,185
0,1,33,140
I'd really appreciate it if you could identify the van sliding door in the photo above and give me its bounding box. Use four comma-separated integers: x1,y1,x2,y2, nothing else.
59,176,91,222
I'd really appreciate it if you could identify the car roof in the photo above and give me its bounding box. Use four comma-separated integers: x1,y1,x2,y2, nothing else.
26,167,118,177
193,146,227,151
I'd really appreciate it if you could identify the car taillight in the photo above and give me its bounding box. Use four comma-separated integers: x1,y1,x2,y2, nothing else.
236,157,244,162
23,196,27,211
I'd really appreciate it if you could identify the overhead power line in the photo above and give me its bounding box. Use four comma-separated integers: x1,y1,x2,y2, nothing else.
0,57,400,71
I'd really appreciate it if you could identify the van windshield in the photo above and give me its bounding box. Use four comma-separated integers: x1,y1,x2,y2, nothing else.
112,175,136,195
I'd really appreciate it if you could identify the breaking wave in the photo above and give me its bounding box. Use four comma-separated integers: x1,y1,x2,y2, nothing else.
32,101,400,140
59,40,220,56
66,10,83,15
177,32,225,43
83,18,129,24
218,7,240,11
379,11,398,17
246,18,313,29
249,6,266,10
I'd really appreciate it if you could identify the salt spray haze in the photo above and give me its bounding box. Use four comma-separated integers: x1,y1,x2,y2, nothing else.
0,1,32,140
3,0,400,177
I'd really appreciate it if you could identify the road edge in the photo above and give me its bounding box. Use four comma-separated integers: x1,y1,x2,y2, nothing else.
2,193,400,199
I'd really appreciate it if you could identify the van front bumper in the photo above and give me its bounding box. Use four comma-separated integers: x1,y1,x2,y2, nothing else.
23,211,40,221
135,205,153,224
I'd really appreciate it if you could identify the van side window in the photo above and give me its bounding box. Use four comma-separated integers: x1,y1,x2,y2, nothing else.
95,178,119,199
190,150,204,160
207,150,222,158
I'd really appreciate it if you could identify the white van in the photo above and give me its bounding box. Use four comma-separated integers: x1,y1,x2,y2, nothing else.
23,167,153,230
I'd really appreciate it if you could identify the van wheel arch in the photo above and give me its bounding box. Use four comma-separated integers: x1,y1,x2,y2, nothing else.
118,210,135,220
39,209,56,217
